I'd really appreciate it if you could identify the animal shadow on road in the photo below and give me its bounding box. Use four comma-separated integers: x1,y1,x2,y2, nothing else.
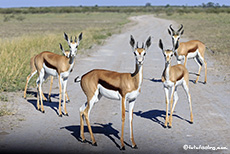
149,78,162,83
62,123,131,149
26,93,60,115
134,110,191,128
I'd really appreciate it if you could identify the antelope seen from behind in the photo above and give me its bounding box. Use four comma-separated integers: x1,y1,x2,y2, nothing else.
77,35,151,150
168,24,208,84
35,32,82,116
159,39,193,128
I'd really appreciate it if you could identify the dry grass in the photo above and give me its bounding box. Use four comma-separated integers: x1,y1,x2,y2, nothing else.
159,13,230,68
0,12,131,92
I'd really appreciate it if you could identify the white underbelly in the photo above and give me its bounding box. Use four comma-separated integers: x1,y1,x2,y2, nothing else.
43,63,58,77
98,84,121,100
164,77,184,88
187,49,198,59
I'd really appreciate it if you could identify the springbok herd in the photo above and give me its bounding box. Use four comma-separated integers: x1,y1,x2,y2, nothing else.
24,24,210,150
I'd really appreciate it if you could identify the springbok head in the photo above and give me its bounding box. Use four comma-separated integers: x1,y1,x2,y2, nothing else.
130,35,151,65
168,24,184,49
159,39,179,64
64,32,83,57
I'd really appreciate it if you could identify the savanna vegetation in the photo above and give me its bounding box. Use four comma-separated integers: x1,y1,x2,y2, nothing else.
0,3,229,93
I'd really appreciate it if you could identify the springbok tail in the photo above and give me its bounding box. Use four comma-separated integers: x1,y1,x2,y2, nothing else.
206,46,214,54
74,76,81,83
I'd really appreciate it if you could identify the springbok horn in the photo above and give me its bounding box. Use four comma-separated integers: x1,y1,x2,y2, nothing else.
142,42,144,48
178,24,183,32
74,36,77,43
169,24,175,33
70,36,73,43
136,42,139,48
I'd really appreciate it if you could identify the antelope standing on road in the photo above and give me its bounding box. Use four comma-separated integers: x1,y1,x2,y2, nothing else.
77,35,151,150
168,24,208,84
35,32,82,116
159,39,193,128
24,49,71,102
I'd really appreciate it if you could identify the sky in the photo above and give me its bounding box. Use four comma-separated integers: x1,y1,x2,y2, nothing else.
0,0,229,8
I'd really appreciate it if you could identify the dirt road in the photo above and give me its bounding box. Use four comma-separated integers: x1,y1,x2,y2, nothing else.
1,15,229,154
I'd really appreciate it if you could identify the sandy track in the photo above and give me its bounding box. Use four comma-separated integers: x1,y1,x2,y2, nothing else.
0,15,229,154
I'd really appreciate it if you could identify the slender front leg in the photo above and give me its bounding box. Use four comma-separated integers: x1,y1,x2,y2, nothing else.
48,76,53,102
66,92,70,102
184,56,188,67
58,75,62,117
120,97,126,150
164,87,169,127
129,100,137,149
204,60,207,84
182,81,193,123
62,78,68,116
169,85,175,128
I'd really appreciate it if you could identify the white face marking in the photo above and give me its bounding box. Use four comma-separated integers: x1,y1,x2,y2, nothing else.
69,43,78,57
134,49,146,65
172,35,180,47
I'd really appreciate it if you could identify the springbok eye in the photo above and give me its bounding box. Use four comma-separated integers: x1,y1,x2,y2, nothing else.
134,52,137,56
69,45,71,48
143,52,146,56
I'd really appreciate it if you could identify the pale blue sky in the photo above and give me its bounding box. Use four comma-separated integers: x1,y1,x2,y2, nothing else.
1,0,229,8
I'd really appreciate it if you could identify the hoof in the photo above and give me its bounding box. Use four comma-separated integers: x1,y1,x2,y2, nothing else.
203,81,207,84
41,110,45,113
190,121,194,124
81,139,86,143
64,113,69,116
92,142,97,146
163,125,167,128
132,145,138,149
120,146,125,150
47,98,52,102
66,100,70,103
59,114,62,117
168,125,172,129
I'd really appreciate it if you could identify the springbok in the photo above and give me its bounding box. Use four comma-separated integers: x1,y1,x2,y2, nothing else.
35,32,82,116
159,39,193,128
77,35,151,150
24,49,71,102
168,24,209,84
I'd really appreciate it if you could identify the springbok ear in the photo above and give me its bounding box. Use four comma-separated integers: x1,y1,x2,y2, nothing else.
130,35,135,48
59,43,65,54
180,29,184,36
168,29,172,35
145,36,151,49
64,32,69,42
159,39,164,51
78,32,83,42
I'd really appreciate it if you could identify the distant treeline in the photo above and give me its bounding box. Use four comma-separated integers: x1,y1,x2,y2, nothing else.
0,5,230,14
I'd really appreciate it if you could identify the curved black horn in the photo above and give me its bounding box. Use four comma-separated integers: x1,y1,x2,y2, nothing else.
74,36,77,43
169,24,175,33
142,42,144,48
136,42,139,48
178,24,183,32
70,36,73,43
